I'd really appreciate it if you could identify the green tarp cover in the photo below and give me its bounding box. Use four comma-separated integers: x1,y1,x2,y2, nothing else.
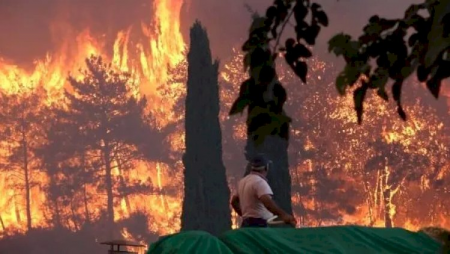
147,226,443,254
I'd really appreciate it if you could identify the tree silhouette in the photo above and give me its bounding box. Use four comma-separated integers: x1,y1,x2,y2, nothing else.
61,55,152,234
181,21,232,236
0,85,47,231
35,114,97,229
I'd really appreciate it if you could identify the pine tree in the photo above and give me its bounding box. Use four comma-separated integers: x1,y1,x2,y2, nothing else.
62,56,151,233
181,21,231,235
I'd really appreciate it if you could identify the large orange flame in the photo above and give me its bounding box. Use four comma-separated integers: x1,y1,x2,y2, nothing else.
0,0,186,238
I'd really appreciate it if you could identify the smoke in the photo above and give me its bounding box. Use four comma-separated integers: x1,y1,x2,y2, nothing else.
183,0,424,58
0,0,425,63
0,0,151,66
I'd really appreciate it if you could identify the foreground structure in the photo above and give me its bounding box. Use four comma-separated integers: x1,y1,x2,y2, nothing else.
147,226,447,253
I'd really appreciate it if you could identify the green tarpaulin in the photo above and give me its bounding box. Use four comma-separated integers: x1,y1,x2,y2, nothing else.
147,226,443,254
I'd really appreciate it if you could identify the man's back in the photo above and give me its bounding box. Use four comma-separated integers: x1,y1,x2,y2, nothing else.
237,174,274,220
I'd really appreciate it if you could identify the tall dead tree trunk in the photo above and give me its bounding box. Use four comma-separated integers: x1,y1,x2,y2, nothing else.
103,144,115,230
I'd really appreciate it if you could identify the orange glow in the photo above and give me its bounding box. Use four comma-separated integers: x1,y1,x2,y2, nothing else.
0,1,449,243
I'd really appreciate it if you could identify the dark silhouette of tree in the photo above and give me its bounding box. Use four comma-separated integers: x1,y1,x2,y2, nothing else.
35,114,97,229
59,55,152,234
0,85,47,231
181,21,231,236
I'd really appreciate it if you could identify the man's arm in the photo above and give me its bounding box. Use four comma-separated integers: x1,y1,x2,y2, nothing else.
254,179,296,226
259,194,288,218
230,194,242,216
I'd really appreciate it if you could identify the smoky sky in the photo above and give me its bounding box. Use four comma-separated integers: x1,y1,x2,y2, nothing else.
0,0,423,66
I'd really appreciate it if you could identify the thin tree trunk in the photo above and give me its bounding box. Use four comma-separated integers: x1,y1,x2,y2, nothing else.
83,185,91,224
382,165,393,228
70,200,79,231
22,128,32,231
116,157,132,214
103,144,115,232
53,199,62,228
383,190,393,228
0,213,5,232
80,152,91,224
374,170,383,221
13,192,21,224
362,178,375,225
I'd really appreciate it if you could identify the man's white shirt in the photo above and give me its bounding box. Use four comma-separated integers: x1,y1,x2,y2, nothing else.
237,174,274,220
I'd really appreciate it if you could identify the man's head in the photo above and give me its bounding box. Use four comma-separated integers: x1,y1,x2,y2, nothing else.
249,154,271,176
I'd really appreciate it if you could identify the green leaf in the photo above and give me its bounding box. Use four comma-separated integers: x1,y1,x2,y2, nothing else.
294,61,307,83
363,22,383,36
311,3,328,26
344,64,361,86
265,6,277,20
404,4,422,20
293,43,312,58
353,85,368,124
229,97,251,115
400,65,414,78
335,72,347,95
293,0,308,23
408,33,419,47
285,38,296,49
377,87,389,101
426,77,441,98
304,24,321,45
370,67,389,90
328,33,351,55
334,63,364,95
397,105,407,120
424,1,450,69
386,52,399,67
243,53,251,72
416,65,429,82
249,16,268,35
392,79,403,102
315,11,329,26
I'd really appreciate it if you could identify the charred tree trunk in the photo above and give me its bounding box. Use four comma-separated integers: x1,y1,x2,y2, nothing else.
80,153,91,224
53,199,62,228
83,185,91,224
70,199,79,231
181,21,231,236
13,192,21,224
0,213,5,232
382,165,393,228
117,158,132,214
383,189,393,228
21,126,32,231
103,143,115,231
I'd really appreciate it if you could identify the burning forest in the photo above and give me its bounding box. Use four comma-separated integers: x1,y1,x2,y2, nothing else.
0,0,449,253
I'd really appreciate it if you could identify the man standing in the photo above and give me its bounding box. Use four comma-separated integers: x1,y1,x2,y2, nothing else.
231,154,296,228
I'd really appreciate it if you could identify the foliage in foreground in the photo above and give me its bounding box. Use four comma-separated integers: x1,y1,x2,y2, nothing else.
230,0,450,143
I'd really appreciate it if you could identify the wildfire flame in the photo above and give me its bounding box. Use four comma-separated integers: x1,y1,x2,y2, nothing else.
0,0,186,238
0,0,449,246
